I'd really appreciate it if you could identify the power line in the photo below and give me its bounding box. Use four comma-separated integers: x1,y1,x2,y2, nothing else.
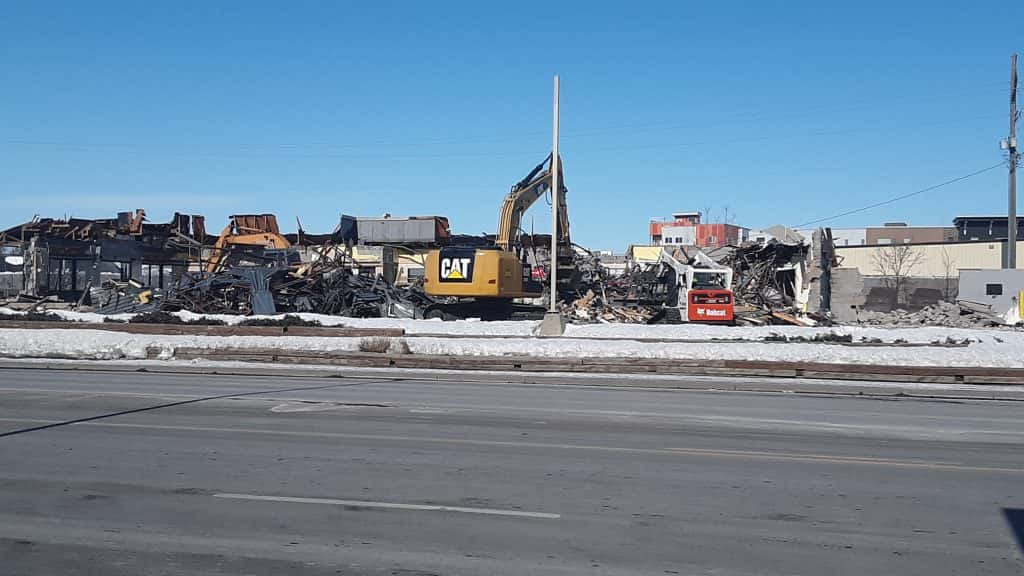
0,114,1002,160
558,83,1007,139
791,162,1006,228
581,114,1002,154
0,82,1006,154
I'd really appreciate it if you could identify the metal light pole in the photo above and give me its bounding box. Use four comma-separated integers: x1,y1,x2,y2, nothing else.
537,75,566,336
550,75,560,312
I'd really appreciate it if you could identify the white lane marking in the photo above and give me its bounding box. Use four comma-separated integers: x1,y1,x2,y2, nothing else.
213,493,560,519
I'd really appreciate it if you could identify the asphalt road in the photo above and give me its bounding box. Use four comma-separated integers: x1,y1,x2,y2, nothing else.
0,367,1022,575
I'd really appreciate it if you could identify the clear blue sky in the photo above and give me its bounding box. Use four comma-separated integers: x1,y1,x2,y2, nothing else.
1,1,1021,250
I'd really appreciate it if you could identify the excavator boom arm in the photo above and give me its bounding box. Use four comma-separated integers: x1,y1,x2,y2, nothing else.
205,214,292,274
495,154,570,251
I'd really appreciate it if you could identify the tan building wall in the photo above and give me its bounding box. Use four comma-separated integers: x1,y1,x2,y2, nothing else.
835,240,1023,277
864,226,956,245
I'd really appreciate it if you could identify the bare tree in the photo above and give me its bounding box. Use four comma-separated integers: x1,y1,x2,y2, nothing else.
936,247,958,302
872,243,925,305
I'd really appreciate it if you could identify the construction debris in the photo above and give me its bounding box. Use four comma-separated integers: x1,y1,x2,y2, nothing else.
719,241,809,310
856,300,1009,328
159,243,435,318
90,280,159,314
562,289,661,324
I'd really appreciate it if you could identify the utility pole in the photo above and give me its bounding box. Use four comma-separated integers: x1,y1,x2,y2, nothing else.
1005,53,1019,269
550,75,560,313
538,75,565,336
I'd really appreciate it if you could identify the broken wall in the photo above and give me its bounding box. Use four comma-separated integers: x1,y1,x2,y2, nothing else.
828,267,961,322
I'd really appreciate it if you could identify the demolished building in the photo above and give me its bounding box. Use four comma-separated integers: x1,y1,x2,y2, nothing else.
0,210,207,301
89,213,452,318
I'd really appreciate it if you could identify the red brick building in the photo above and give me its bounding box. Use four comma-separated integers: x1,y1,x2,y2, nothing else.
649,212,748,248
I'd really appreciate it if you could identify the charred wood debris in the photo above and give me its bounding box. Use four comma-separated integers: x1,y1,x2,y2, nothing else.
90,247,436,319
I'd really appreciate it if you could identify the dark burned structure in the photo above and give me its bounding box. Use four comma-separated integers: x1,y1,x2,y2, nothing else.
0,210,206,300
719,241,811,310
159,248,435,318
1,210,449,318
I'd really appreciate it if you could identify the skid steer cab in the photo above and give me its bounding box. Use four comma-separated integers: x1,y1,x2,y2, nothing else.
658,248,736,324
687,289,734,323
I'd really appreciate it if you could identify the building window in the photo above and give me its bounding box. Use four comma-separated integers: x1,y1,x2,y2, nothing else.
707,235,716,245
664,238,672,244
986,283,1003,296
877,238,892,244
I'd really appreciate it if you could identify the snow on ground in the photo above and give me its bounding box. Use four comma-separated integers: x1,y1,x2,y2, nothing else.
0,326,1022,368
3,306,1021,343
2,305,1023,368
401,336,1024,368
0,329,363,361
562,322,1021,345
0,307,534,336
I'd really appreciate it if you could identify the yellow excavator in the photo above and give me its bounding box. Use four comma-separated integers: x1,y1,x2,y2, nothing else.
206,214,294,274
422,154,575,320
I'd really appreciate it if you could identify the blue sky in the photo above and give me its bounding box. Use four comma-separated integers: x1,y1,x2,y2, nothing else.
1,1,1020,250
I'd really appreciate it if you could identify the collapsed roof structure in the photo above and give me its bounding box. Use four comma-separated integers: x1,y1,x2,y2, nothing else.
0,210,207,299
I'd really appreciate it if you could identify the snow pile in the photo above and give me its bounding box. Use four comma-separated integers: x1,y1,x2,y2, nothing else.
8,306,1023,343
0,329,362,361
0,307,534,336
0,326,1022,368
561,322,1019,345
402,335,1024,368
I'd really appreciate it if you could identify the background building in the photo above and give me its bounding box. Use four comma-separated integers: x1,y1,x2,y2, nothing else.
826,239,1024,320
953,215,1024,241
649,211,748,248
864,222,956,245
794,227,866,247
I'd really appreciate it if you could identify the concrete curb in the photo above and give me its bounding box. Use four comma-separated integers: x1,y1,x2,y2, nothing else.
1,359,1022,401
156,346,1024,385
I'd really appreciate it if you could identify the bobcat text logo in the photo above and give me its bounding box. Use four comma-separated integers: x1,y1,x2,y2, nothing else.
696,307,728,317
440,257,472,281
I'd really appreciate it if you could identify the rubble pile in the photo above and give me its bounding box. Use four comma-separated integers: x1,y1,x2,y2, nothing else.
719,241,809,311
562,289,662,324
161,261,434,319
80,243,437,319
856,300,1006,328
563,256,679,323
571,252,612,293
562,242,818,325
90,280,160,314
